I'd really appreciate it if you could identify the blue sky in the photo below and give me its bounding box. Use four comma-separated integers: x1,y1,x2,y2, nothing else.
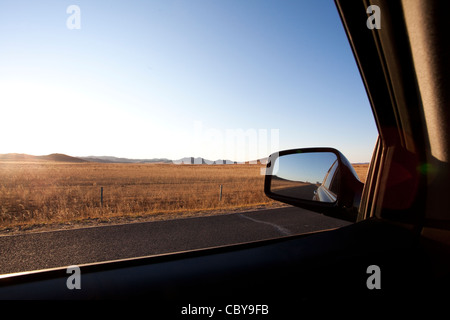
275,151,337,184
0,0,377,163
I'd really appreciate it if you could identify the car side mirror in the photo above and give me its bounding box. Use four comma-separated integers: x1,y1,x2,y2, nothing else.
264,148,364,222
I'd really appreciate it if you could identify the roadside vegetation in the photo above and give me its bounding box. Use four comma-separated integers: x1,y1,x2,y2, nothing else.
0,161,368,232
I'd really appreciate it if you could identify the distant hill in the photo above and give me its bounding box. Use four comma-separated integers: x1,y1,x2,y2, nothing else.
0,153,268,165
82,156,242,165
39,153,88,163
171,157,266,165
82,156,256,165
80,156,173,164
172,157,235,165
0,153,36,162
0,153,87,163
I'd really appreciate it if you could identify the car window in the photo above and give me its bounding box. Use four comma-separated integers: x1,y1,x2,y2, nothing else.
0,0,377,275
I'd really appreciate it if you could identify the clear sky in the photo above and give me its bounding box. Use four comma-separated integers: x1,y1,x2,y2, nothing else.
0,0,377,163
275,152,337,184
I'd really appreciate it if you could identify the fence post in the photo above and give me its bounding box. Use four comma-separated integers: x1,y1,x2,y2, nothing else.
100,187,103,207
219,184,223,201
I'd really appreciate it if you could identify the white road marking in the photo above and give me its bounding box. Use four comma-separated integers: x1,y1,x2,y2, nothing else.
238,213,292,236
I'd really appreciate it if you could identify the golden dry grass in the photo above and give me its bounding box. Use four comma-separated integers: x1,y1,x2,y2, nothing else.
0,161,369,232
0,162,276,230
352,163,369,184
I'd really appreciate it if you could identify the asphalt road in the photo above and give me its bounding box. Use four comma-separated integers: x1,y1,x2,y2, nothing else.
0,206,350,275
274,184,318,200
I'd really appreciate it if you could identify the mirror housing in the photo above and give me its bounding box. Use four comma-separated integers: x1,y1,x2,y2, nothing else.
264,148,364,222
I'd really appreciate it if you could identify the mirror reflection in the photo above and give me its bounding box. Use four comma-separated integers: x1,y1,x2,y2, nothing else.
271,152,339,203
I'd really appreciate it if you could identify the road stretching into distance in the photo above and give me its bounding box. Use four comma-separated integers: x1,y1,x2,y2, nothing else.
0,206,350,275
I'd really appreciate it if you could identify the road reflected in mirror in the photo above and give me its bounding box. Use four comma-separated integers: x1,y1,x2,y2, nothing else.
271,152,338,203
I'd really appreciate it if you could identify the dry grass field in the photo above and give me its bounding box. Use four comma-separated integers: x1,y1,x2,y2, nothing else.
352,164,369,184
0,161,369,232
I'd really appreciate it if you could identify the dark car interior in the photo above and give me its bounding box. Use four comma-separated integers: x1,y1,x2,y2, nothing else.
1,0,449,314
